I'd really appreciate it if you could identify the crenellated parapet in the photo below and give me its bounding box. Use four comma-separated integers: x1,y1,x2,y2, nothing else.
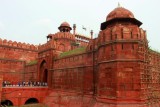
53,32,75,41
45,32,90,52
0,38,38,51
96,25,147,46
48,32,90,47
38,40,56,52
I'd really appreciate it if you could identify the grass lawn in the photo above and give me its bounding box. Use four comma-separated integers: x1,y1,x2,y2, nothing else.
59,46,86,58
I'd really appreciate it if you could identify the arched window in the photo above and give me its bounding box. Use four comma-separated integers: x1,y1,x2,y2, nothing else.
1,100,13,106
25,98,39,104
66,29,69,32
63,28,65,32
40,60,48,83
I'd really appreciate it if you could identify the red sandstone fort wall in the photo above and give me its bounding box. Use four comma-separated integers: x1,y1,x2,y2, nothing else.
52,52,93,94
1,6,160,107
2,87,48,106
92,19,148,104
38,40,55,52
0,39,38,62
0,38,38,82
0,60,25,82
54,53,92,68
24,64,37,81
147,50,160,103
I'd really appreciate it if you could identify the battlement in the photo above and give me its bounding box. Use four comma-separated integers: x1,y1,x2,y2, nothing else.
53,32,75,41
0,38,38,51
48,32,90,43
38,40,56,52
39,32,91,52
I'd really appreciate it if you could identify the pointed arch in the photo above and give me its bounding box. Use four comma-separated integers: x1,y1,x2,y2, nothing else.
40,60,47,69
39,60,48,83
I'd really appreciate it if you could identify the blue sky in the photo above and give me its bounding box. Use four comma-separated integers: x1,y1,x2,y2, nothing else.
0,0,160,51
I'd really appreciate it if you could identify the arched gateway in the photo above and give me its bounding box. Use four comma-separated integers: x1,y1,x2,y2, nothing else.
40,60,48,83
25,98,39,104
43,69,48,82
1,100,13,106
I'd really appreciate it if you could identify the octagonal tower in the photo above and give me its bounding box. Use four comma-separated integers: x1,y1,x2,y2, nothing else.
96,6,148,106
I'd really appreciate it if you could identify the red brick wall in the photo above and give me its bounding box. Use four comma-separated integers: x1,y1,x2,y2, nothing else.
51,53,93,94
0,60,25,82
0,39,38,83
2,87,48,106
1,7,160,107
0,39,37,62
147,50,160,103
0,75,3,101
24,64,37,81
49,21,150,105
95,21,147,104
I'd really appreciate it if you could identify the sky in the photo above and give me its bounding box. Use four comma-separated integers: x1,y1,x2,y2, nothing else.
0,0,160,51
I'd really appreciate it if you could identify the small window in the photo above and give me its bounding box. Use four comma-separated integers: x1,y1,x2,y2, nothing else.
131,31,133,38
110,35,112,40
111,45,114,51
121,28,123,39
132,44,134,50
115,34,117,39
90,46,92,50
122,44,124,50
110,29,112,40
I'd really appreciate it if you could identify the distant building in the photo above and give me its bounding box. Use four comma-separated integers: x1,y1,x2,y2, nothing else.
0,5,160,107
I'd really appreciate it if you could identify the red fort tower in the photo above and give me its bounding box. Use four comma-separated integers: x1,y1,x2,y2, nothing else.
97,6,145,105
0,5,160,107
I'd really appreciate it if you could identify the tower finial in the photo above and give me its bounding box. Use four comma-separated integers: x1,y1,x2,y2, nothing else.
118,2,121,7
